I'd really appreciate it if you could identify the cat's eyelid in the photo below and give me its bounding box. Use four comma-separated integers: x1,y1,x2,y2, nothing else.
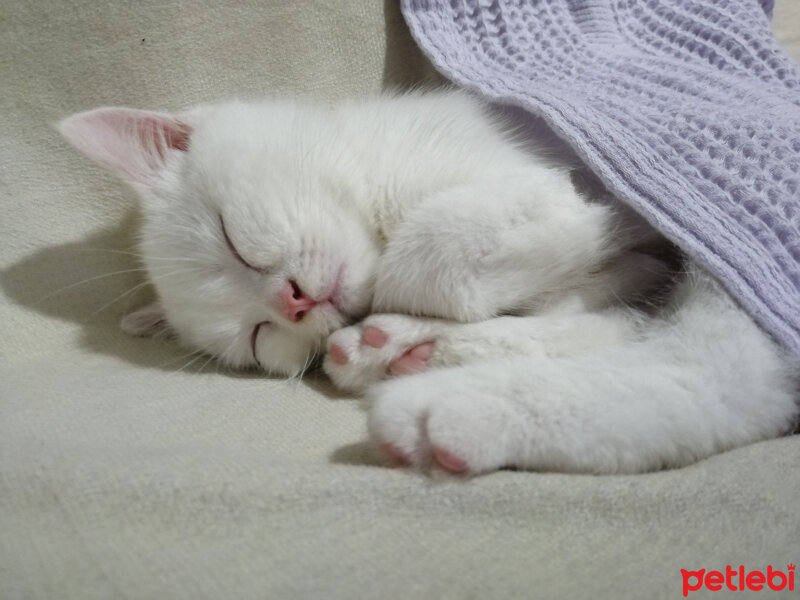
251,320,271,366
219,215,264,272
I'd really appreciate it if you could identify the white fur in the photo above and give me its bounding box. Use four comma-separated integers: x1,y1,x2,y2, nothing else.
60,90,798,475
358,269,798,473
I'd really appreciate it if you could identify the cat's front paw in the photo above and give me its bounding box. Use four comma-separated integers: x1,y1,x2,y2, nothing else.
367,370,523,475
323,314,440,393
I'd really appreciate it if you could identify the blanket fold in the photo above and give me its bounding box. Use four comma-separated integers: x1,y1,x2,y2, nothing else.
401,0,800,356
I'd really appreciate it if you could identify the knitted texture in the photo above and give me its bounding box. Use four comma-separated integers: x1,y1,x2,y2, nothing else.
401,0,800,357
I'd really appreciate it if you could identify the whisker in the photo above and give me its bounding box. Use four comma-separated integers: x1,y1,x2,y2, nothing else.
158,347,204,369
299,349,316,379
89,266,210,317
195,352,218,376
91,280,151,316
38,268,152,303
171,351,209,377
291,340,322,384
209,338,258,377
43,263,208,307
197,336,240,376
73,247,208,263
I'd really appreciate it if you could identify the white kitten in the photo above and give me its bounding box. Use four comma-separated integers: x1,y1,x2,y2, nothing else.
60,90,798,475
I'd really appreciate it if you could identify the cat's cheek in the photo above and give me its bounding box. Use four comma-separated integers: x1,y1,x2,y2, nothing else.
254,328,317,377
340,262,379,321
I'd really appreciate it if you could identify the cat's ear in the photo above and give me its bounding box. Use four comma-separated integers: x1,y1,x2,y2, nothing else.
120,302,170,337
58,107,192,189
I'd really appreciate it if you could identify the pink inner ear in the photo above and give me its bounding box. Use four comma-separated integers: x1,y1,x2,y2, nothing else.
141,116,191,155
59,107,192,187
120,302,168,337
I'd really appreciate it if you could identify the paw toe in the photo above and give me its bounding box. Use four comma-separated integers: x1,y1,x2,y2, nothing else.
379,441,410,465
432,445,469,474
388,342,435,376
362,326,389,348
327,343,349,365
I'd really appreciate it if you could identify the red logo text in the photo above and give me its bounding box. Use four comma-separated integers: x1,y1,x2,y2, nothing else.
681,564,795,596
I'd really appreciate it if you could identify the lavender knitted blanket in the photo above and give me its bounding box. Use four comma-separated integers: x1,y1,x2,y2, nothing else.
401,0,800,357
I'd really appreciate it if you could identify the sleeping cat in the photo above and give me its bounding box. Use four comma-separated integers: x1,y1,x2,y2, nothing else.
59,90,798,475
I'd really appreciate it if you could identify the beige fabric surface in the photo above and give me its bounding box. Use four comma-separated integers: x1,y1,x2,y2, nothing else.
1,2,798,599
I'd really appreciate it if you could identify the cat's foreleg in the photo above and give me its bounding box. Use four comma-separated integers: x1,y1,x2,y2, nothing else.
367,272,799,474
372,176,618,321
323,308,636,393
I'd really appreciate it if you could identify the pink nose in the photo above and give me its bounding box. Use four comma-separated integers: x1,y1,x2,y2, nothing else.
280,280,319,322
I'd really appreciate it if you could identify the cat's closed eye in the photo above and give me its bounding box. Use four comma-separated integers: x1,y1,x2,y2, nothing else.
219,215,264,272
251,320,272,363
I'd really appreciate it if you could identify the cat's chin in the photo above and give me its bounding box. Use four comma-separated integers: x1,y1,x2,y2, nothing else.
320,291,372,330
304,302,352,338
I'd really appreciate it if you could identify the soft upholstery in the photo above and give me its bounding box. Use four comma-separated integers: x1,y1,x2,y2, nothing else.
2,2,798,598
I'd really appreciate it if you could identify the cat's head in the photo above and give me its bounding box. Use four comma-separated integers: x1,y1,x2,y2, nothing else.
59,100,380,375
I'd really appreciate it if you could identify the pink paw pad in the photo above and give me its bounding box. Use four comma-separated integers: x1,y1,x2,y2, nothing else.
388,342,434,376
327,343,349,365
432,446,469,474
362,326,389,348
380,442,410,465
